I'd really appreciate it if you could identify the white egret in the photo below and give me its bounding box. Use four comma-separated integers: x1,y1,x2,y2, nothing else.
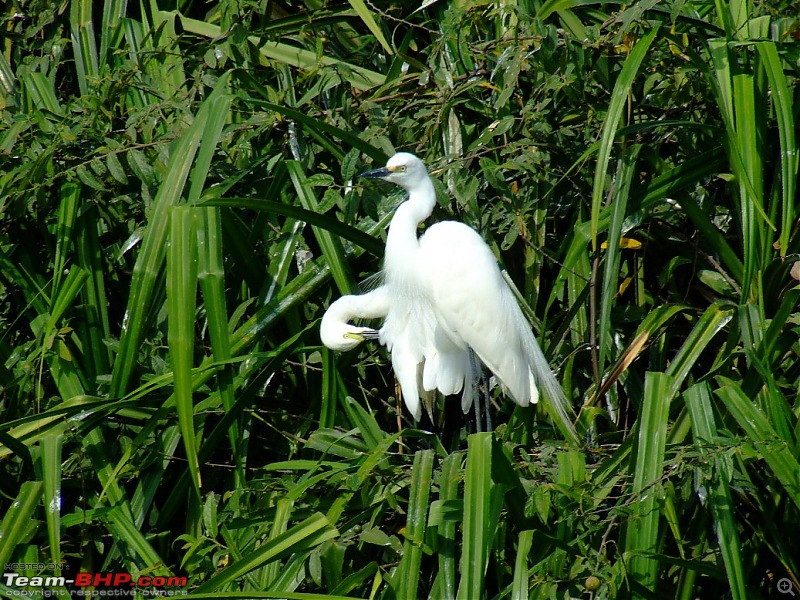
321,152,577,442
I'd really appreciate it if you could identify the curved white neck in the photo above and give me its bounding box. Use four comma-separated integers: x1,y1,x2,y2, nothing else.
385,179,436,266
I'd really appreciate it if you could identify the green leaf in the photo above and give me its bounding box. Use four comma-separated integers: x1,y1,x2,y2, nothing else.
392,449,434,598
625,372,674,592
40,434,64,567
598,144,642,371
70,0,99,95
110,75,232,397
0,481,43,567
200,197,384,258
167,205,201,495
193,513,339,593
591,26,659,250
755,42,797,257
287,161,353,295
457,433,502,600
685,383,746,600
347,0,393,56
512,529,534,600
715,378,800,512
181,17,385,91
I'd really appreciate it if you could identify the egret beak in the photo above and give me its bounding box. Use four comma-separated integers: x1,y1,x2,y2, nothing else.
360,166,390,179
343,328,380,343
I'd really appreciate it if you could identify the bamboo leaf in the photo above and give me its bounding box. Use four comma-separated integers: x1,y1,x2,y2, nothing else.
457,433,496,600
715,378,800,512
167,205,201,495
110,75,232,397
685,383,747,600
591,26,659,250
193,513,339,593
287,161,353,294
393,450,434,597
625,372,674,592
755,42,797,257
0,481,43,567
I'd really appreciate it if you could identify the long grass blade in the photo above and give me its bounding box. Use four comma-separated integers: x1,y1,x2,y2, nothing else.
511,529,534,600
100,0,127,63
0,481,44,566
625,372,674,592
287,161,352,294
393,449,434,597
194,513,339,593
457,433,499,600
685,383,746,600
167,205,201,495
435,451,461,600
102,504,171,574
197,206,241,480
52,182,80,302
21,72,62,114
76,205,112,386
591,26,659,250
110,75,232,397
69,0,99,95
755,42,797,257
664,302,734,399
715,378,800,511
200,197,384,258
598,144,642,371
40,434,64,568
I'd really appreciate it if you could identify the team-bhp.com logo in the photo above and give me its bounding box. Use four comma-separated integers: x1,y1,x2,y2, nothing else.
3,569,188,596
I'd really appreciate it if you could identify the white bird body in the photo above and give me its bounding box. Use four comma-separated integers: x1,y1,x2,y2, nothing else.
418,221,539,407
321,152,576,442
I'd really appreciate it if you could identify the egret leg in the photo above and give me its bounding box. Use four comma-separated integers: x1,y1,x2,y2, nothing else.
484,374,493,432
468,348,483,433
473,388,482,434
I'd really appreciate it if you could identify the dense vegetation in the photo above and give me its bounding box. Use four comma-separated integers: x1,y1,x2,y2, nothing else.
1,0,799,598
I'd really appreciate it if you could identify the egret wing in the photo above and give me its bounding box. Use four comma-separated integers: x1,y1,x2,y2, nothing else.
420,222,538,406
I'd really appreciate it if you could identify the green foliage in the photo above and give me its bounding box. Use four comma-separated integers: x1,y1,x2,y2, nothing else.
1,0,799,598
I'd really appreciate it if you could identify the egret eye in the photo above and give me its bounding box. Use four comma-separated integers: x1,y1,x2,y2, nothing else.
397,165,406,172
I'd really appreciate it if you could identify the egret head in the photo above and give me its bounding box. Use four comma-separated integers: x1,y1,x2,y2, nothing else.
320,323,380,352
360,153,429,191
321,325,380,351
320,300,381,351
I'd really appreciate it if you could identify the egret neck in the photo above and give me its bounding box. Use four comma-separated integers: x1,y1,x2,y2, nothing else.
384,174,436,283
